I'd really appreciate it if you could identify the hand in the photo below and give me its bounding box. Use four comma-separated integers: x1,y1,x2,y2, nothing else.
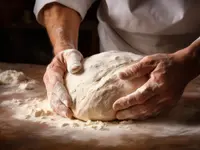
113,48,197,120
43,49,83,118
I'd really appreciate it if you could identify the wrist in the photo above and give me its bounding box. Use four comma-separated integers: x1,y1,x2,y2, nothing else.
172,41,200,80
187,38,200,65
184,39,200,72
52,27,78,55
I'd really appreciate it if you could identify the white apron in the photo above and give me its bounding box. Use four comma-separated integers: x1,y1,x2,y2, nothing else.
34,0,200,55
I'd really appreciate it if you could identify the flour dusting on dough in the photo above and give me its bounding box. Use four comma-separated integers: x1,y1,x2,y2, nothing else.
66,51,147,121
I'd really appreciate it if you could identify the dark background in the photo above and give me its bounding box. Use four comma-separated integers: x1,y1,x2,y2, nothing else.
0,0,100,65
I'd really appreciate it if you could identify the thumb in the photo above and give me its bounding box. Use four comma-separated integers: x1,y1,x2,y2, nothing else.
119,61,154,80
63,49,83,74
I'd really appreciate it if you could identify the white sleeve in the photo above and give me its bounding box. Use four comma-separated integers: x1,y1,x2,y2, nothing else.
34,0,96,23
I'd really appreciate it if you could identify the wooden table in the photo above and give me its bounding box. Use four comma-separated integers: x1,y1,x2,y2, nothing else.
1,62,200,150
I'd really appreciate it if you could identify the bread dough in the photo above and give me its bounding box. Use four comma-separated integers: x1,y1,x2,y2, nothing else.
66,51,148,121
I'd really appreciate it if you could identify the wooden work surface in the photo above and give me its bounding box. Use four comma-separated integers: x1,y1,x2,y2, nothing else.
1,62,200,150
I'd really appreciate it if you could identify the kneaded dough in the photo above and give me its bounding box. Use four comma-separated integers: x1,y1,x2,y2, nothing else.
65,51,148,121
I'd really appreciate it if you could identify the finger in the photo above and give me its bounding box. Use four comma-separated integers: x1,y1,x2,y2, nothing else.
45,69,73,113
49,92,73,118
45,61,66,86
47,55,67,76
46,79,73,118
116,96,165,120
53,81,72,107
118,61,154,80
44,55,73,110
63,49,83,74
113,80,159,111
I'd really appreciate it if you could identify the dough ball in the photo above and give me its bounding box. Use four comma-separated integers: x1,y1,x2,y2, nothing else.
65,51,148,121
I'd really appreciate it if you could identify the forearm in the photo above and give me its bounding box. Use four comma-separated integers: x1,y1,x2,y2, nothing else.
40,3,81,55
185,37,200,74
188,37,200,62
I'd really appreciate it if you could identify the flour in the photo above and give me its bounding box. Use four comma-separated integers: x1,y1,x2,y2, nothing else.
66,51,148,121
0,69,109,130
0,52,199,133
0,51,148,131
1,62,200,149
0,70,28,85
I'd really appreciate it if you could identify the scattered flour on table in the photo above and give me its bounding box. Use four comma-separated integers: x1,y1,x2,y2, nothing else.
0,51,147,130
1,66,200,138
0,68,146,132
0,70,110,130
0,52,147,131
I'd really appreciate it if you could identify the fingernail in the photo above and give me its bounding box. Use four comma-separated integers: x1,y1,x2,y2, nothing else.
113,102,121,111
118,72,127,80
116,112,126,120
69,63,82,74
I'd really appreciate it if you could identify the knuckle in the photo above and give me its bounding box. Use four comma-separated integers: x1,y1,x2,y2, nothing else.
118,100,129,110
145,85,154,93
151,72,164,85
135,95,145,104
126,96,134,106
47,62,57,72
52,55,61,64
141,56,151,62
142,56,158,66
114,99,125,110
131,63,140,70
136,88,152,103
126,94,142,106
142,56,153,64
129,63,142,74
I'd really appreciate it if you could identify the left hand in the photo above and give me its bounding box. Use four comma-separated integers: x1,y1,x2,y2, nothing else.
44,49,83,118
113,47,198,120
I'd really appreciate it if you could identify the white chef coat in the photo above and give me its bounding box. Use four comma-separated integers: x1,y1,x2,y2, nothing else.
34,0,200,55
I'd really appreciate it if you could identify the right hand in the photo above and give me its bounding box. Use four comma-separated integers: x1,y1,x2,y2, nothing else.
43,49,83,118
